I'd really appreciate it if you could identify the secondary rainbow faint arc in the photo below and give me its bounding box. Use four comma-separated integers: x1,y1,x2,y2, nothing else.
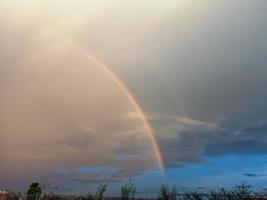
64,39,165,171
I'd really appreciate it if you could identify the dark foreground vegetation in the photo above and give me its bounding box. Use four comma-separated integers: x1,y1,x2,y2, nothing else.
1,182,267,200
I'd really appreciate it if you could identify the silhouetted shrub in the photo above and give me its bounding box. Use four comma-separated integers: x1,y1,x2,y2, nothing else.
157,185,176,200
121,180,136,200
208,182,253,200
88,184,108,200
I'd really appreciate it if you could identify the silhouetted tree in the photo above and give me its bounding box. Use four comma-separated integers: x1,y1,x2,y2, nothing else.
27,182,42,200
231,182,252,200
208,187,235,200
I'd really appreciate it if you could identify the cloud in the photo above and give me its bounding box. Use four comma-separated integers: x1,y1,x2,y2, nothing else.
71,173,124,183
0,39,159,190
151,115,267,167
1,0,267,193
204,120,267,157
243,173,259,177
175,116,218,131
106,0,267,170
243,173,267,178
123,112,144,121
145,114,220,166
64,167,127,183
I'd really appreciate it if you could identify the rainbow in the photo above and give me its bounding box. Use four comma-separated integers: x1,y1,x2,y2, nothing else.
64,39,165,171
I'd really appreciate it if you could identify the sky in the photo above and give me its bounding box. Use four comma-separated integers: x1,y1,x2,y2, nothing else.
1,0,267,196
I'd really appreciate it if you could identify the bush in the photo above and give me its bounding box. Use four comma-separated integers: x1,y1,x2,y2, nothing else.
208,182,252,200
157,184,176,200
88,184,108,200
121,179,136,200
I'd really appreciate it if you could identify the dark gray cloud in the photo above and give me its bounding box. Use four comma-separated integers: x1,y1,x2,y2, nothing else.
143,114,220,166
243,173,267,178
122,0,267,168
204,121,267,157
86,0,267,123
150,0,267,123
77,0,267,168
152,115,267,167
